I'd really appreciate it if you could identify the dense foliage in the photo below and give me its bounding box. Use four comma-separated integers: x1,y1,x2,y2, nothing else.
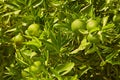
0,0,120,80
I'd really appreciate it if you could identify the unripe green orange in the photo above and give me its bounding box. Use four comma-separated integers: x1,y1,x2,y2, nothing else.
27,23,40,36
13,33,23,45
21,70,29,77
113,14,120,22
30,65,38,73
34,61,41,67
86,19,98,31
71,19,86,31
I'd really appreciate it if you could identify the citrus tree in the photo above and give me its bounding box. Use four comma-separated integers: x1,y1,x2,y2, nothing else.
0,0,120,80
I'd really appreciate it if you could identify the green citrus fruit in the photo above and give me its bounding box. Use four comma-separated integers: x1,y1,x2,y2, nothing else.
21,70,29,77
113,14,120,22
86,19,98,31
27,23,40,36
34,61,41,67
13,33,23,45
30,65,38,73
71,19,86,31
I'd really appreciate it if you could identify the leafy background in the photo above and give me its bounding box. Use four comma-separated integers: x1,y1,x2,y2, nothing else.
0,0,120,80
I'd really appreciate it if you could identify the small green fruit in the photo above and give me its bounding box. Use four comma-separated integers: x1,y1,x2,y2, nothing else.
71,19,86,31
27,23,40,36
21,70,29,77
34,61,41,67
86,19,98,31
13,33,23,45
113,14,120,22
30,65,38,73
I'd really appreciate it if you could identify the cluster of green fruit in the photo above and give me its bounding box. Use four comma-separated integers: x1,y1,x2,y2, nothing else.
12,23,40,46
71,14,120,43
12,14,120,45
71,19,98,32
71,19,99,43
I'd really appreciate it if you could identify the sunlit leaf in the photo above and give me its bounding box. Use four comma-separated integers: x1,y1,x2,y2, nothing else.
102,16,109,26
55,62,75,75
102,23,115,30
71,37,90,54
23,37,42,48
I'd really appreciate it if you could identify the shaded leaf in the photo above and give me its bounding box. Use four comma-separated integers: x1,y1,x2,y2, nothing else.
50,68,62,80
79,66,92,77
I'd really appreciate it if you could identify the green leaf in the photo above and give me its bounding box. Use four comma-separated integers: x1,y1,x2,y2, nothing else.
98,31,104,43
33,0,44,8
79,38,89,50
79,66,92,77
71,37,90,54
100,61,106,66
2,10,21,17
85,45,96,55
79,65,87,70
53,23,69,29
50,68,62,80
102,16,109,26
40,39,58,53
70,75,78,80
5,28,17,33
79,30,88,35
105,51,119,62
16,57,29,66
22,50,37,58
107,60,120,65
49,31,57,45
6,2,20,10
23,37,42,48
64,75,78,80
105,0,111,4
80,4,94,17
102,23,114,30
55,62,75,76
